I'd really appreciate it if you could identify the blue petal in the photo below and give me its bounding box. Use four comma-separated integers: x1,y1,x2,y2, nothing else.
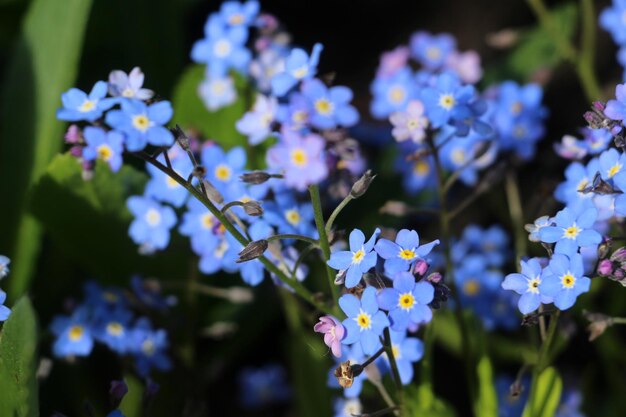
393,272,415,293
413,282,434,304
345,265,363,288
416,239,440,257
385,258,410,275
341,319,361,345
349,229,365,251
502,273,528,294
395,229,419,249
538,227,563,243
360,330,381,355
518,292,541,314
375,239,399,259
327,251,352,270
377,288,399,311
339,294,360,317
361,287,378,314
554,290,577,310
409,305,432,324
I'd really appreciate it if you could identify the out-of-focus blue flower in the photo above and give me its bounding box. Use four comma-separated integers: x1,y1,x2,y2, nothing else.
455,255,501,304
127,196,177,251
108,67,154,100
263,191,317,238
50,308,94,357
266,130,328,191
390,100,429,143
540,253,591,310
82,127,125,172
600,1,626,45
300,78,359,129
538,207,601,255
218,0,259,27
199,74,237,111
502,258,552,314
191,15,251,77
333,397,362,417
554,159,598,211
420,71,476,129
395,146,436,194
201,144,246,193
377,271,434,331
179,198,221,257
106,411,126,417
526,215,552,243
250,47,288,94
375,229,439,275
598,148,626,180
0,290,11,321
131,276,176,311
93,308,133,354
105,99,174,151
555,128,612,160
327,228,380,288
370,67,416,119
555,389,586,417
383,330,424,385
236,94,278,145
327,343,367,398
239,363,291,409
438,132,498,186
496,375,529,417
0,255,10,279
129,318,172,377
271,43,323,97
410,31,456,71
339,287,390,355
57,81,115,122
453,224,510,268
145,144,194,207
276,92,311,131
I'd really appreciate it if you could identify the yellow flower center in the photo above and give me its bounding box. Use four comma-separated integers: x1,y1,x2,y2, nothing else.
201,213,215,229
355,310,372,330
102,292,118,303
291,148,308,166
213,39,232,57
391,344,402,360
122,88,135,98
513,124,527,139
413,160,430,176
608,163,622,178
214,164,232,181
426,46,441,60
451,148,466,165
145,209,161,227
97,145,113,161
352,249,365,264
79,100,96,112
398,293,415,311
577,178,589,193
388,86,406,104
285,209,301,225
438,94,456,110
528,278,541,294
463,279,480,296
399,249,416,260
292,110,308,123
132,114,151,132
561,273,576,289
228,13,244,25
314,98,334,115
142,339,156,356
106,322,124,337
166,175,179,188
510,101,523,115
292,66,309,79
211,80,227,95
563,224,580,239
69,325,84,341
214,240,229,258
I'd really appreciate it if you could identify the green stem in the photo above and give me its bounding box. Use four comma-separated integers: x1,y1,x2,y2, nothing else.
383,327,405,416
267,233,319,246
309,184,341,314
134,152,334,316
325,194,354,235
505,169,526,266
528,310,560,417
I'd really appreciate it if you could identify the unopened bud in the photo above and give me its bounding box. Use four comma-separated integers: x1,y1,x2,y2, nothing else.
414,259,429,276
584,311,613,341
193,165,207,179
109,379,129,409
597,259,614,277
202,179,224,204
509,380,525,398
241,171,271,184
598,238,612,259
334,360,354,388
610,247,626,263
426,272,442,284
236,240,268,263
350,170,376,199
334,269,346,285
243,200,263,216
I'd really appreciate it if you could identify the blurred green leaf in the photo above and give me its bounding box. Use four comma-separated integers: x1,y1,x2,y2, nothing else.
474,356,498,417
521,367,562,417
0,0,93,299
171,65,250,148
30,154,188,282
0,297,38,417
406,384,457,417
119,373,143,417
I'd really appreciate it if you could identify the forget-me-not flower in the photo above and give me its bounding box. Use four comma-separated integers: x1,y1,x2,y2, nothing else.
539,253,590,310
538,206,602,255
375,229,440,275
106,99,174,151
271,43,323,97
57,81,115,122
82,127,125,172
339,287,390,355
377,271,434,331
327,228,381,288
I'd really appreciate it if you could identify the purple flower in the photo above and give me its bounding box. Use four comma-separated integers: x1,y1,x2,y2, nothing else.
108,67,154,100
82,127,124,172
314,315,345,358
377,272,434,331
339,287,390,355
266,130,328,191
236,94,278,145
445,50,482,84
374,229,440,275
105,99,174,151
376,46,410,78
389,100,429,143
327,228,381,288
57,81,115,122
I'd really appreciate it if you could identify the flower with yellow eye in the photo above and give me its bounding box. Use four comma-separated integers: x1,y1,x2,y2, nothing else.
375,229,439,275
301,78,359,130
328,228,381,288
57,81,115,122
271,43,323,97
538,206,601,256
539,253,590,310
377,272,434,331
502,258,551,314
339,287,390,355
51,308,94,357
201,145,247,193
82,127,125,172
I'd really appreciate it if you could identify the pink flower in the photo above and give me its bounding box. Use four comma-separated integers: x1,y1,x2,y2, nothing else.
313,315,345,358
389,100,429,143
445,51,482,84
376,47,410,78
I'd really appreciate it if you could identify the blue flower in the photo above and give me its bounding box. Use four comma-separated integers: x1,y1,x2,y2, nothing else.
554,159,598,211
129,318,172,377
409,31,456,71
236,94,278,145
453,224,510,268
383,330,424,385
276,92,311,130
420,72,476,129
600,0,626,45
374,229,439,275
199,74,237,111
131,276,176,311
271,43,324,97
539,253,591,310
93,308,133,354
179,198,221,256
598,148,626,180
339,287,390,355
50,308,94,357
108,67,154,100
526,215,552,243
127,196,177,251
200,144,247,194
239,364,291,409
263,191,317,239
377,272,434,331
333,397,362,417
82,127,125,172
218,0,259,27
105,99,174,151
191,15,251,77
538,207,601,255
300,78,359,129
0,290,11,321
395,147,436,194
327,228,381,288
57,81,115,122
370,67,416,119
145,144,194,207
502,258,551,314
0,255,10,279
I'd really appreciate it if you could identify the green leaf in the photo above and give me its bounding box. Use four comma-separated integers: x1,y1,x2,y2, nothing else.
0,0,94,298
474,356,498,417
30,153,188,282
0,297,38,417
119,373,144,417
405,384,457,417
521,367,563,417
171,65,250,148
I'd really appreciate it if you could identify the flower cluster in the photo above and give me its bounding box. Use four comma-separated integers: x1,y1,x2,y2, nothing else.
238,363,291,409
49,278,174,377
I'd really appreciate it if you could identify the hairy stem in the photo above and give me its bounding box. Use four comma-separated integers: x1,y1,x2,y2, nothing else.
325,194,354,235
383,327,405,416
